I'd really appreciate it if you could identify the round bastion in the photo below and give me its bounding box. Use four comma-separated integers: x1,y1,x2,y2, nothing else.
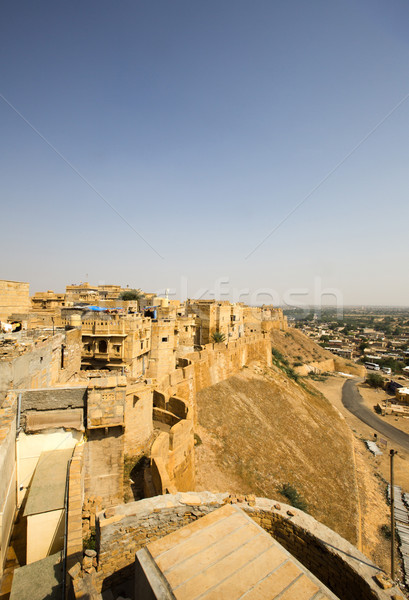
90,492,404,600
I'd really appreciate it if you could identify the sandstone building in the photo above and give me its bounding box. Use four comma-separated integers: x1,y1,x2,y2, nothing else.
0,280,30,323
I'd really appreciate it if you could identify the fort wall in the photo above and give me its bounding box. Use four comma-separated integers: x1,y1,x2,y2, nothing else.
135,334,272,495
150,419,194,495
156,333,272,423
294,357,366,378
124,383,153,456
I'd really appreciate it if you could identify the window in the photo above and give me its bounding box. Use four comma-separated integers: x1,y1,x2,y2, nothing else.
141,341,144,349
98,339,107,353
114,345,121,354
161,337,168,343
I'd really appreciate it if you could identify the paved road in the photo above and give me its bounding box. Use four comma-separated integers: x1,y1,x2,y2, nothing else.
342,378,409,453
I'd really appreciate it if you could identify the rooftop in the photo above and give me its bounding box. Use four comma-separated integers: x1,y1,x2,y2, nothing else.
9,552,62,600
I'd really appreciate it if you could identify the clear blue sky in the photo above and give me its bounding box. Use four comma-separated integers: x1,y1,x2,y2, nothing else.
1,1,409,305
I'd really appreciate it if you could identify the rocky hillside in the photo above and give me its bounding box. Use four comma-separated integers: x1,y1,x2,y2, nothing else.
269,328,365,376
270,328,334,364
195,359,359,544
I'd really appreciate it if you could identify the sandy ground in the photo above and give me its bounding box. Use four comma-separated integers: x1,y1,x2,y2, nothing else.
311,374,406,574
358,383,409,436
195,364,360,544
195,425,251,494
312,375,409,491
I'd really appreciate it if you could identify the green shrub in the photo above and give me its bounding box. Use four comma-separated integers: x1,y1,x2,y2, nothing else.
83,528,96,551
366,373,384,388
279,483,308,512
271,348,285,362
380,524,391,540
272,348,299,381
285,367,299,382
308,372,328,382
120,289,142,300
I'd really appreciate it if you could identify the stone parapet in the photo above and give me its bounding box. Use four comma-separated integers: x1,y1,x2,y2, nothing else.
95,492,403,600
66,444,84,572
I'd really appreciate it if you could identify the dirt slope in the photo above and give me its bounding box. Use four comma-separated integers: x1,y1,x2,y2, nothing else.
269,328,364,376
270,328,334,365
195,362,359,544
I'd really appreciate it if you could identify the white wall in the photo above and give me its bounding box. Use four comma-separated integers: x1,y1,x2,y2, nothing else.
17,429,82,506
26,509,65,564
0,410,16,577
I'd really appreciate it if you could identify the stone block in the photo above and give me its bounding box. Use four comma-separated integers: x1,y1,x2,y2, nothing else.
68,562,82,580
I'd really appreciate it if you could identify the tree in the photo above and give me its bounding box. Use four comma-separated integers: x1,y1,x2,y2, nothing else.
359,341,368,353
212,331,226,343
366,372,384,388
120,289,142,301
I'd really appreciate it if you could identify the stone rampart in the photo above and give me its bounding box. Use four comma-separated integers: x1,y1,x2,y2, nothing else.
95,492,401,600
150,420,194,495
152,407,180,427
120,335,272,501
334,358,366,377
124,383,153,456
295,358,335,376
295,357,366,378
156,333,272,423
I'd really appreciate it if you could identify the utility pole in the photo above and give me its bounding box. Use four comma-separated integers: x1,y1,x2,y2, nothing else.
390,449,397,580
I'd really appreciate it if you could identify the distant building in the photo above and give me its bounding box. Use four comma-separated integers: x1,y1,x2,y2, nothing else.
31,290,65,311
0,280,30,322
60,309,151,377
396,387,409,403
65,282,123,305
187,300,232,344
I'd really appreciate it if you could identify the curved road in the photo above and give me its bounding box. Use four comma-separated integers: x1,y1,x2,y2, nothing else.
342,378,409,452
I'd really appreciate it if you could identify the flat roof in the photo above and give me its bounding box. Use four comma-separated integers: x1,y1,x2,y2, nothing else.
24,448,73,516
0,279,29,284
10,552,62,600
137,504,339,600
